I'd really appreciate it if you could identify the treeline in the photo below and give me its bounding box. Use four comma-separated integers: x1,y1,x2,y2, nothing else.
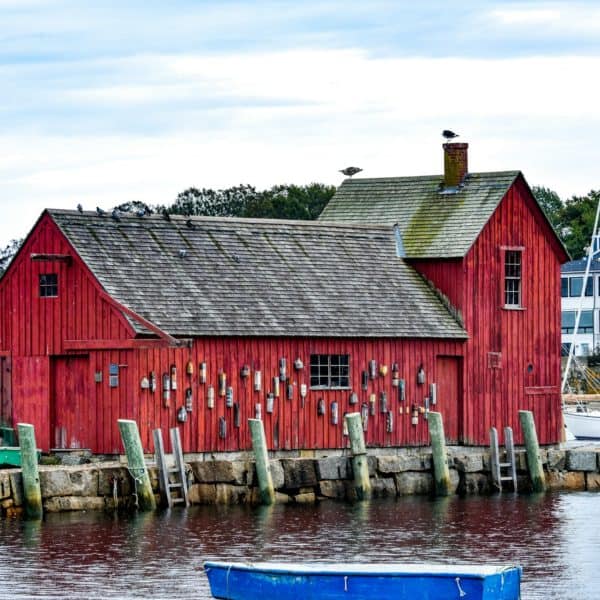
1,182,600,275
0,183,335,275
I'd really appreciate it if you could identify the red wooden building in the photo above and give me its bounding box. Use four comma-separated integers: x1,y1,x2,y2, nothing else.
0,143,568,454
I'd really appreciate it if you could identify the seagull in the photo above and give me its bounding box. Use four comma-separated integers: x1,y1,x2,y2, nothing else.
179,249,187,258
442,129,459,140
96,206,106,216
111,209,121,222
77,203,83,213
136,208,146,217
339,166,363,177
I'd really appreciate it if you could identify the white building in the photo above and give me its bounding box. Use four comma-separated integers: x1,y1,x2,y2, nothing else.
561,257,600,356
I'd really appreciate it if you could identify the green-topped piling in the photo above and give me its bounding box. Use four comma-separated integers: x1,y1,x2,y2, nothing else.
519,410,546,493
345,412,371,500
248,418,275,505
18,423,43,519
427,411,451,496
118,419,156,511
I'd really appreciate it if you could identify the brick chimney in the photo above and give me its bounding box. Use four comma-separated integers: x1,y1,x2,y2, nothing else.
443,142,468,187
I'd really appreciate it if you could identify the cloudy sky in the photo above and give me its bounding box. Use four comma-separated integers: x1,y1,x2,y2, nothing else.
1,0,600,246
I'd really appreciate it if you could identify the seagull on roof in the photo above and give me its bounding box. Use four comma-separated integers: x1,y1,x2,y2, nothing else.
162,209,171,222
77,203,83,213
442,129,459,140
339,166,363,177
136,208,146,217
96,206,106,216
111,209,121,222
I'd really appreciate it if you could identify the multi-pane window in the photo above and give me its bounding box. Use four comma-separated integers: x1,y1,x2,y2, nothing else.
561,276,593,297
310,354,350,389
561,310,594,333
504,250,522,307
39,273,58,297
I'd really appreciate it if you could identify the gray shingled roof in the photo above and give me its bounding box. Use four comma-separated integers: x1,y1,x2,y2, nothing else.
319,171,521,258
48,210,467,339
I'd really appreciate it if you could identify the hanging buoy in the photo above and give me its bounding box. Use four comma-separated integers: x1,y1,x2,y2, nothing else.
170,364,178,390
343,413,349,436
424,396,430,419
254,370,262,392
386,410,394,433
430,383,437,405
294,358,304,370
218,371,227,397
399,379,406,402
361,403,369,432
279,358,287,382
380,391,387,413
417,364,426,385
207,385,215,409
369,393,376,416
233,403,240,428
300,383,307,398
140,376,149,390
379,364,388,377
255,403,262,420
162,373,171,408
199,362,207,384
226,386,234,408
392,363,400,386
177,406,187,422
149,371,157,393
349,392,358,405
369,360,377,379
219,417,226,439
240,364,250,378
317,398,325,416
287,382,293,400
266,393,274,414
185,387,193,412
186,360,194,376
361,370,368,390
331,401,339,425
273,377,280,398
411,404,419,426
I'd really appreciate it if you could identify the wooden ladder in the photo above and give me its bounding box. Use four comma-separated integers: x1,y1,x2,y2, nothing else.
490,426,518,493
153,427,190,508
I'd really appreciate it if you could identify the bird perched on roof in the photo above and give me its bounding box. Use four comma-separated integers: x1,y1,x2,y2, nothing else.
96,206,106,216
442,130,459,140
111,209,121,222
77,203,83,213
339,166,363,177
185,219,196,229
162,209,171,222
136,208,146,217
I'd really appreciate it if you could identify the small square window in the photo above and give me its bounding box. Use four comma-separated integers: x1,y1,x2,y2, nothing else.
39,273,58,297
310,354,350,389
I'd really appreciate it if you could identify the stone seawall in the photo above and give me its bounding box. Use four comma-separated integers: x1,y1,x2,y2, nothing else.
1,446,600,517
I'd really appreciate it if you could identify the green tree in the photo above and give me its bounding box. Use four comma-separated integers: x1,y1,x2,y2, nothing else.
0,239,23,276
157,185,259,217
532,185,563,229
558,191,600,260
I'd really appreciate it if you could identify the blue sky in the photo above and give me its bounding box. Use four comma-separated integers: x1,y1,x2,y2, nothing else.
2,0,600,245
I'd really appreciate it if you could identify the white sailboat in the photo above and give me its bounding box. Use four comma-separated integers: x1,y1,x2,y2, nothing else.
562,199,600,440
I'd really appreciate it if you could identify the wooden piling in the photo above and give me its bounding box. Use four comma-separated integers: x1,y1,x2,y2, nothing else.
427,412,452,496
518,410,546,493
345,412,371,500
118,419,156,511
17,423,43,519
248,418,275,505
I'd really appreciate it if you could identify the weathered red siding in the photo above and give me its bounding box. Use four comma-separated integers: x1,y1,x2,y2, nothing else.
411,177,563,444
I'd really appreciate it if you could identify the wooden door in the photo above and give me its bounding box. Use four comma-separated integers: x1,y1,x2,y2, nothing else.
435,356,462,443
0,356,11,427
50,356,90,449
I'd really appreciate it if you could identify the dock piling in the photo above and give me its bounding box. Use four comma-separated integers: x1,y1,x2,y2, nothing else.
118,419,156,511
248,418,275,505
427,411,452,496
518,410,546,493
345,412,372,500
17,423,43,519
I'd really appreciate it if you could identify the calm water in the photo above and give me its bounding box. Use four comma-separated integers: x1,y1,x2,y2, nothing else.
0,492,598,599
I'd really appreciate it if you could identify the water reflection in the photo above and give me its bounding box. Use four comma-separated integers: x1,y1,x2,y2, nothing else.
0,492,597,599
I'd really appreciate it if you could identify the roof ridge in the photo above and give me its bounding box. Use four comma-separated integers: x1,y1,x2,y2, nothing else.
340,170,520,183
